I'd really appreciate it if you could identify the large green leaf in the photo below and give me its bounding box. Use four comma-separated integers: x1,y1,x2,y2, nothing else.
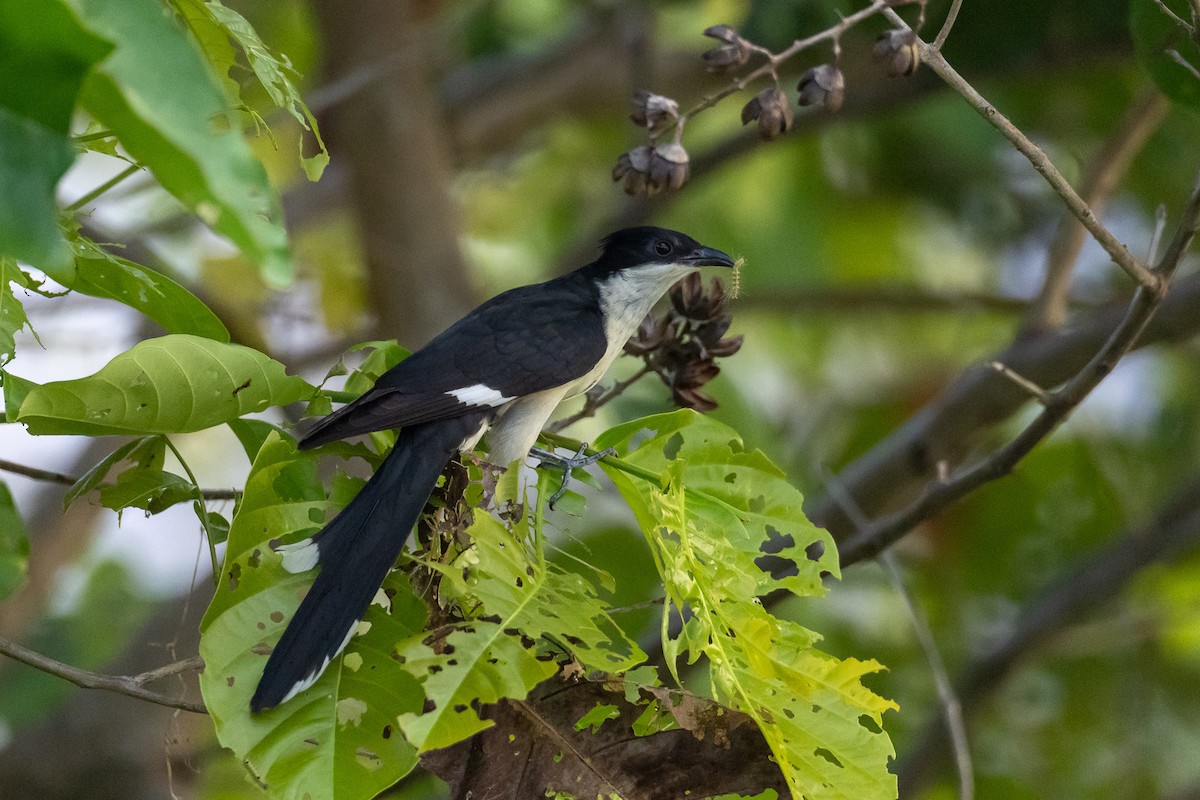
66,0,292,285
397,496,646,751
16,334,312,436
0,482,29,601
1132,0,1200,110
200,434,426,800
595,411,897,800
0,0,110,279
70,238,230,341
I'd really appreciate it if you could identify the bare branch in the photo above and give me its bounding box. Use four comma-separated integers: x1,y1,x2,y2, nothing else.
989,361,1051,405
678,0,917,125
882,8,1163,293
823,472,974,799
547,364,653,433
932,0,965,51
1152,0,1195,33
0,635,206,714
1025,90,1169,332
1167,48,1200,82
837,171,1200,567
897,476,1200,795
0,457,240,501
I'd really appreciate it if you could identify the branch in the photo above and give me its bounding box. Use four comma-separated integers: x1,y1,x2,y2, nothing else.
837,171,1200,567
546,363,653,433
0,457,240,502
1024,89,1170,332
896,475,1200,796
0,635,206,714
882,8,1163,293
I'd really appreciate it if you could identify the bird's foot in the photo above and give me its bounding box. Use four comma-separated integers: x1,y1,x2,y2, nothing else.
530,443,616,509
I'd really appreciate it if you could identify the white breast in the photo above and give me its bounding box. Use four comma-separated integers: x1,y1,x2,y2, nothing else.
485,260,698,466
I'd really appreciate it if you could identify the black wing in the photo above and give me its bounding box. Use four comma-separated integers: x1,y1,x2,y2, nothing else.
299,276,607,449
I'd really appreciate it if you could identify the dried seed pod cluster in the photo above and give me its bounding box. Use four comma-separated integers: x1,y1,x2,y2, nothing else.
613,12,925,196
701,25,752,72
624,274,743,413
612,143,690,197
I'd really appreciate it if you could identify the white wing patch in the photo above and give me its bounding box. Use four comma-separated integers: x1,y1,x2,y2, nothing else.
448,384,513,408
277,538,320,574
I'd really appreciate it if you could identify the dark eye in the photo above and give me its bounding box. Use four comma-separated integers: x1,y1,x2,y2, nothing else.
654,240,672,256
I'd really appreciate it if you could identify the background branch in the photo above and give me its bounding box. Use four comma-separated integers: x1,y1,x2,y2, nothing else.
883,8,1162,293
0,457,240,502
0,635,206,715
896,474,1200,796
837,171,1200,566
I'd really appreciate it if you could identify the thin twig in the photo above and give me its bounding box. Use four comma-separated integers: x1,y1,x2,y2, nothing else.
932,0,965,51
1152,0,1195,33
547,363,653,433
0,457,240,501
989,361,1051,405
0,635,207,714
1167,49,1200,82
823,472,974,800
882,9,1163,293
838,170,1200,567
677,0,915,125
882,552,974,800
63,163,142,213
896,477,1200,796
1024,89,1169,332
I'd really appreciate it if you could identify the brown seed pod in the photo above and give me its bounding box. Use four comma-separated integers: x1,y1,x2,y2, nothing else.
873,29,921,77
630,90,680,134
701,24,751,72
741,87,793,140
797,64,846,112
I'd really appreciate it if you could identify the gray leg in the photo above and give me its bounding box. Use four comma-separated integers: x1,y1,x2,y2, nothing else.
530,443,617,508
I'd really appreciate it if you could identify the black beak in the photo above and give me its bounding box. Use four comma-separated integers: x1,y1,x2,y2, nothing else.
682,245,735,268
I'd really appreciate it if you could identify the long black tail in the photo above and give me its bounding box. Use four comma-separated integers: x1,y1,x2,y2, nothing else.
250,415,486,712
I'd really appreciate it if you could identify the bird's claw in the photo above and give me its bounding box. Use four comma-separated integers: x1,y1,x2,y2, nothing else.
530,443,616,509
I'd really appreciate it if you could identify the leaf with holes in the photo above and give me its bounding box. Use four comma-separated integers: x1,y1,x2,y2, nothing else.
200,433,428,800
595,410,897,800
398,501,646,751
16,334,312,436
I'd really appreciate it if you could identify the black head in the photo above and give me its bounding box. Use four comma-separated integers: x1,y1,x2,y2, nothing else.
593,227,734,274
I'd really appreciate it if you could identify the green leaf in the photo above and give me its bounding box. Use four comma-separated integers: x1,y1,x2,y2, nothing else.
69,238,230,341
63,436,155,509
200,434,426,800
66,0,293,284
595,411,897,800
0,482,30,600
398,508,646,751
0,0,111,279
1132,0,1200,110
227,418,293,463
201,0,329,180
99,467,197,514
1,259,40,367
16,334,312,436
1,370,36,422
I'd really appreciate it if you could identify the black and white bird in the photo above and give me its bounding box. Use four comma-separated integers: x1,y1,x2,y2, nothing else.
250,226,734,712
